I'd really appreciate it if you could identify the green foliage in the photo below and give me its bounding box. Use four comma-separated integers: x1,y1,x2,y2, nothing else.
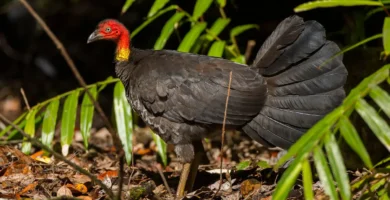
80,86,97,149
370,86,390,118
131,5,179,38
273,63,390,199
21,109,37,154
230,24,259,38
208,41,225,57
61,90,79,156
192,0,213,21
230,24,259,55
148,0,170,17
206,18,231,41
121,0,135,14
302,159,314,200
313,146,339,200
154,12,185,50
178,22,208,52
339,116,373,168
113,82,133,165
41,99,59,153
0,78,119,152
236,160,251,170
382,17,390,58
257,160,271,169
152,132,168,166
356,99,390,151
294,0,383,13
216,0,226,8
324,133,351,200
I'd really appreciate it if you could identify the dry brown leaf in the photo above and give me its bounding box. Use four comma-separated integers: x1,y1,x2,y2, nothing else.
3,163,28,176
95,156,116,171
74,183,88,194
33,194,48,199
76,196,93,200
67,156,87,169
0,173,35,186
110,146,116,152
17,181,38,196
66,183,88,194
30,150,44,160
0,146,33,165
22,165,30,174
70,174,91,184
30,151,51,164
97,170,118,180
57,185,73,197
240,179,261,197
135,148,152,155
2,181,11,188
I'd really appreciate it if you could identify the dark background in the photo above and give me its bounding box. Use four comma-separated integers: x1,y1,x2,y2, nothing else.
0,0,387,117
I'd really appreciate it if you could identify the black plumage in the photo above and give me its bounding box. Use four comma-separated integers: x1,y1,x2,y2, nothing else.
114,15,348,162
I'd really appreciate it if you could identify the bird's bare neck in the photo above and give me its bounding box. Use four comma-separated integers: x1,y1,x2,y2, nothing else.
115,31,130,62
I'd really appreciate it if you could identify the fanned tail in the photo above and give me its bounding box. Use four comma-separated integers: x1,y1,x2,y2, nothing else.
242,15,348,149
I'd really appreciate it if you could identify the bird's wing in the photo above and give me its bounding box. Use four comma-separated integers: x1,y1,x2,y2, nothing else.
131,50,267,126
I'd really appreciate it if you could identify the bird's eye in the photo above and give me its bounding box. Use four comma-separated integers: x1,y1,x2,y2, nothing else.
105,27,111,33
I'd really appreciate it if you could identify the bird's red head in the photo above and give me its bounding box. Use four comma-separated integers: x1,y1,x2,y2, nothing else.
87,19,130,61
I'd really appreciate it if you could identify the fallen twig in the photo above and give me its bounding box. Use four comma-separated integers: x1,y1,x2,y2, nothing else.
212,71,233,198
156,163,173,198
0,112,114,198
18,0,125,199
20,88,30,111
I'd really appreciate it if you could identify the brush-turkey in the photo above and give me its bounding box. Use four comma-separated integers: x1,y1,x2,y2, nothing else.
87,15,348,197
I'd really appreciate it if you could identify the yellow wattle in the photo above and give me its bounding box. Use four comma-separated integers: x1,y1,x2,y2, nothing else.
116,47,131,61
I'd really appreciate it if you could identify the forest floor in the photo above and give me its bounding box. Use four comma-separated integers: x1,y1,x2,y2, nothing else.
0,122,336,200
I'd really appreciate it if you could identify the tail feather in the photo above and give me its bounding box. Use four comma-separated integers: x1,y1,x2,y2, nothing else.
265,88,345,112
267,41,342,85
247,114,304,145
262,21,326,76
242,119,295,148
242,15,348,149
253,15,304,69
260,106,323,128
269,66,347,96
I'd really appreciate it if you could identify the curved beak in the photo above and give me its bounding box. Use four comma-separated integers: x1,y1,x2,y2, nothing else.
87,30,103,44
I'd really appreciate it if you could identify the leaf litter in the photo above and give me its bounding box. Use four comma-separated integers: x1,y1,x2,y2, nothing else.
0,125,367,200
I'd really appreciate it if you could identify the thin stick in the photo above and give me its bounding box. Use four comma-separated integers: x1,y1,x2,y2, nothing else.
18,1,125,198
379,0,390,17
0,113,114,198
20,88,30,111
244,40,256,63
156,163,173,198
212,71,233,198
116,156,125,200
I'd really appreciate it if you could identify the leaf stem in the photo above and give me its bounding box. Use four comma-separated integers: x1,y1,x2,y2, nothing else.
219,7,227,19
132,5,179,38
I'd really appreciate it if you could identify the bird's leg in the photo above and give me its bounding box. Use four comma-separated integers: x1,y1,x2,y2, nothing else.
176,162,191,198
176,140,205,198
